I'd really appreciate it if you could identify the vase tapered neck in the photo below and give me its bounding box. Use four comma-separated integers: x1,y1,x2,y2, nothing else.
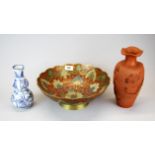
13,65,24,78
125,55,137,66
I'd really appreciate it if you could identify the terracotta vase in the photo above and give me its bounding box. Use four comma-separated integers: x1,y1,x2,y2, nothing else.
114,46,144,108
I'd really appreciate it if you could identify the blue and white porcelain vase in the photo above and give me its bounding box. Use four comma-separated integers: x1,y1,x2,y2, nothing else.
11,65,33,108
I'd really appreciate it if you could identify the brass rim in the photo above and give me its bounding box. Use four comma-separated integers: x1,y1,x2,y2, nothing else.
59,101,89,110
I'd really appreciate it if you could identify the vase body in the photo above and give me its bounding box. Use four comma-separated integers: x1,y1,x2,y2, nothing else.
11,65,33,108
114,47,144,108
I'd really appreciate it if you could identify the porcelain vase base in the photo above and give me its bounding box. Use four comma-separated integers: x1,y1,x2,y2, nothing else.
11,101,33,109
11,95,33,109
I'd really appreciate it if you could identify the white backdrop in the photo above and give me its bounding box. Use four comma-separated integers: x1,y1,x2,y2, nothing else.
0,34,155,121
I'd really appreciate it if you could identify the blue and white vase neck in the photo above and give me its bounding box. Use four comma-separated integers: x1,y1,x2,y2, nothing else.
13,64,24,78
11,65,34,109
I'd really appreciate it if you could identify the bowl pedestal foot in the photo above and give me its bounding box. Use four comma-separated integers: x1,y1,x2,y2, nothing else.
59,101,89,110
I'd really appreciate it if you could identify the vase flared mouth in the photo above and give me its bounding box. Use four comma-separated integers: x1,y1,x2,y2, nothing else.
121,46,143,57
13,64,24,70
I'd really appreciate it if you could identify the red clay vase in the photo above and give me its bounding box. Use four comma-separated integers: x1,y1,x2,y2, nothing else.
114,46,144,108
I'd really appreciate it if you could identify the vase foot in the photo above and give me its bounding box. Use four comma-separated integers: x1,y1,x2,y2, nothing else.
117,102,134,108
59,101,89,110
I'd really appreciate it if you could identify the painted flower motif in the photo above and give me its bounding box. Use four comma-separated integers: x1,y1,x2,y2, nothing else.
53,80,63,89
90,83,100,93
97,74,106,81
65,89,83,99
85,69,96,81
72,75,83,86
41,79,51,90
48,70,53,78
60,70,70,79
76,64,82,71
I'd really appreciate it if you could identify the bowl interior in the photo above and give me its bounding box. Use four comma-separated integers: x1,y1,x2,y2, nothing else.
38,64,110,100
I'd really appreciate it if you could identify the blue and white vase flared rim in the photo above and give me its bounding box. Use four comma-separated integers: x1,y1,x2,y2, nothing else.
13,64,24,70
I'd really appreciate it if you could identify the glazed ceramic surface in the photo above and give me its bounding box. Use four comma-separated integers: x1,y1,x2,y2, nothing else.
11,65,33,108
114,47,144,108
37,64,110,110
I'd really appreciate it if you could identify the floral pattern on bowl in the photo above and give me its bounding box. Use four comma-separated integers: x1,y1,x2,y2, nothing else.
37,64,110,110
